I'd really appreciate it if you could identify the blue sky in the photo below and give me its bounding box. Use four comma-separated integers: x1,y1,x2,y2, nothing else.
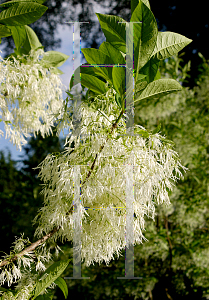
0,2,107,168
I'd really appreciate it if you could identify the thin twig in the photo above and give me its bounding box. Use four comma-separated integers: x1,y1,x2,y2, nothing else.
0,227,60,268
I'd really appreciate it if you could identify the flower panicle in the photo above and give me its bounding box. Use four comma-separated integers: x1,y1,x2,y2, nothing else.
0,234,55,291
0,48,68,151
30,88,189,267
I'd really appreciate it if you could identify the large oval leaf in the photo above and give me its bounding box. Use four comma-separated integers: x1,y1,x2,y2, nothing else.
19,24,43,54
48,67,64,75
80,74,108,95
54,277,68,299
134,78,182,104
115,92,122,109
135,74,147,84
112,66,126,98
95,13,127,54
69,63,107,91
154,69,161,80
81,48,113,85
135,80,148,94
130,0,158,81
40,51,69,68
7,25,26,50
0,0,46,7
141,0,151,9
2,24,43,58
0,2,47,26
138,56,160,84
131,0,151,14
151,31,193,60
32,259,71,300
99,41,125,65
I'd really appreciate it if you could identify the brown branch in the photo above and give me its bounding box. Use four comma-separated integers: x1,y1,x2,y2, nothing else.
0,109,124,268
165,288,173,300
148,289,153,300
0,226,60,268
82,111,122,186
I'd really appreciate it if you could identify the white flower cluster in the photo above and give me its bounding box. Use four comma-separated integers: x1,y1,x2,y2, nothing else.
0,234,53,292
0,48,67,151
32,88,189,267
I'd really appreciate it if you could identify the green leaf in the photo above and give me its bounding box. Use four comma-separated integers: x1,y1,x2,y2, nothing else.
40,51,69,68
78,74,108,95
154,69,161,80
49,67,64,75
112,65,126,99
130,0,158,81
99,41,126,65
131,0,139,15
135,73,147,84
138,56,160,84
69,63,106,91
131,0,151,14
0,24,11,38
95,13,127,54
0,2,47,26
134,78,182,104
54,277,68,299
99,41,132,100
19,24,43,54
135,129,150,138
151,31,193,60
115,92,122,109
135,80,148,94
66,91,74,98
0,0,46,8
162,138,175,147
81,48,113,84
152,123,161,134
32,259,71,300
7,25,26,50
141,0,151,9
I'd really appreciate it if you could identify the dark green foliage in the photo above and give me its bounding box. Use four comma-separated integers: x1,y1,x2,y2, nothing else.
0,126,66,255
0,150,36,254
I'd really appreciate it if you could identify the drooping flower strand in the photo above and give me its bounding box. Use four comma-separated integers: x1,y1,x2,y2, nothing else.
0,90,125,288
0,48,67,151
0,81,189,292
32,89,188,267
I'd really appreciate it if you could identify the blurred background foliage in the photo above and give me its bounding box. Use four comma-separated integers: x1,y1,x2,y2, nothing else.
0,127,66,254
